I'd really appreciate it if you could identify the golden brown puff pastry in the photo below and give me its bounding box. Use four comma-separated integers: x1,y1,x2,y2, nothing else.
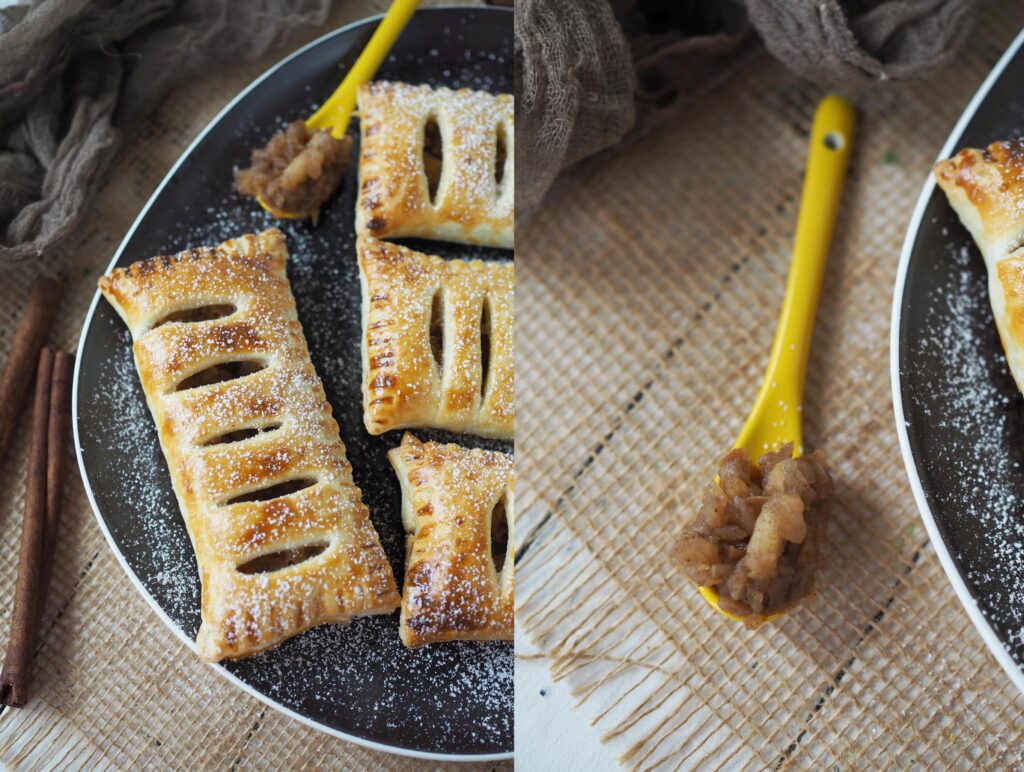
98,228,400,662
357,236,513,439
356,81,513,249
388,433,513,648
936,139,1024,394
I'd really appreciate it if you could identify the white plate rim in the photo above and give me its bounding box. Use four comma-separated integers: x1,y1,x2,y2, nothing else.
889,25,1024,699
71,6,513,762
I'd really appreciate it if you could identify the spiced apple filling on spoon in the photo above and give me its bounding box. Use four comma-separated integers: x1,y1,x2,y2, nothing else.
674,445,833,627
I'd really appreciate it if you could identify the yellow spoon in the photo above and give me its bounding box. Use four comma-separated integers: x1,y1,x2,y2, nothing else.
699,94,856,622
259,0,421,218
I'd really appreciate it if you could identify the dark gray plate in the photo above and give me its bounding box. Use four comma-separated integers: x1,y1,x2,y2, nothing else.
893,28,1024,695
73,7,513,759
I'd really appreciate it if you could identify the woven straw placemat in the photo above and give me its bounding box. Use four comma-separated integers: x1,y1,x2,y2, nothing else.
0,1,511,768
517,2,1024,769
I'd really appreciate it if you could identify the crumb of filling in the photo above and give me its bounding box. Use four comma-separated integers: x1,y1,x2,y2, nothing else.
673,443,833,628
235,121,353,222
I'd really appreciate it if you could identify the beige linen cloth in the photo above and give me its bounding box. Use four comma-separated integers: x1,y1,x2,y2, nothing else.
517,0,1024,768
0,0,510,768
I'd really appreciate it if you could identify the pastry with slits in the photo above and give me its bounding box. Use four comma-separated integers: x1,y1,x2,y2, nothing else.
357,235,513,439
388,433,513,648
936,138,1024,395
98,228,400,662
356,81,513,249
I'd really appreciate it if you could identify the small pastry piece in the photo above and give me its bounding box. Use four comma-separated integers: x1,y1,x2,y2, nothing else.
388,433,514,648
98,228,400,662
236,120,353,221
357,236,513,439
356,81,513,249
672,444,833,628
935,138,1024,394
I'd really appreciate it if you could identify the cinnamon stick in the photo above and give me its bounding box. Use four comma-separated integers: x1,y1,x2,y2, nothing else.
0,347,53,708
36,351,72,630
0,278,62,469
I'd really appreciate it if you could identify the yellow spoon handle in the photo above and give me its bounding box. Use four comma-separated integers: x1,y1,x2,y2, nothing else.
761,95,856,415
307,0,421,136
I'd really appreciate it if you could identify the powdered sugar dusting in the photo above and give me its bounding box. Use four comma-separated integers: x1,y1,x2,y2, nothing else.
909,238,1024,659
89,321,201,621
251,616,511,745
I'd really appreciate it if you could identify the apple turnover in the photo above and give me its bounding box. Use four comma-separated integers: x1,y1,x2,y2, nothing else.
388,433,513,648
936,138,1024,395
98,228,400,662
357,236,513,439
356,81,513,249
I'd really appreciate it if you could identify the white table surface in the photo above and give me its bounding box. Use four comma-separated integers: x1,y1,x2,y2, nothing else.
515,628,619,770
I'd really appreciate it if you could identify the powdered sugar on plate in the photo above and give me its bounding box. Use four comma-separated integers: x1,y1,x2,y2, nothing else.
907,236,1024,659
